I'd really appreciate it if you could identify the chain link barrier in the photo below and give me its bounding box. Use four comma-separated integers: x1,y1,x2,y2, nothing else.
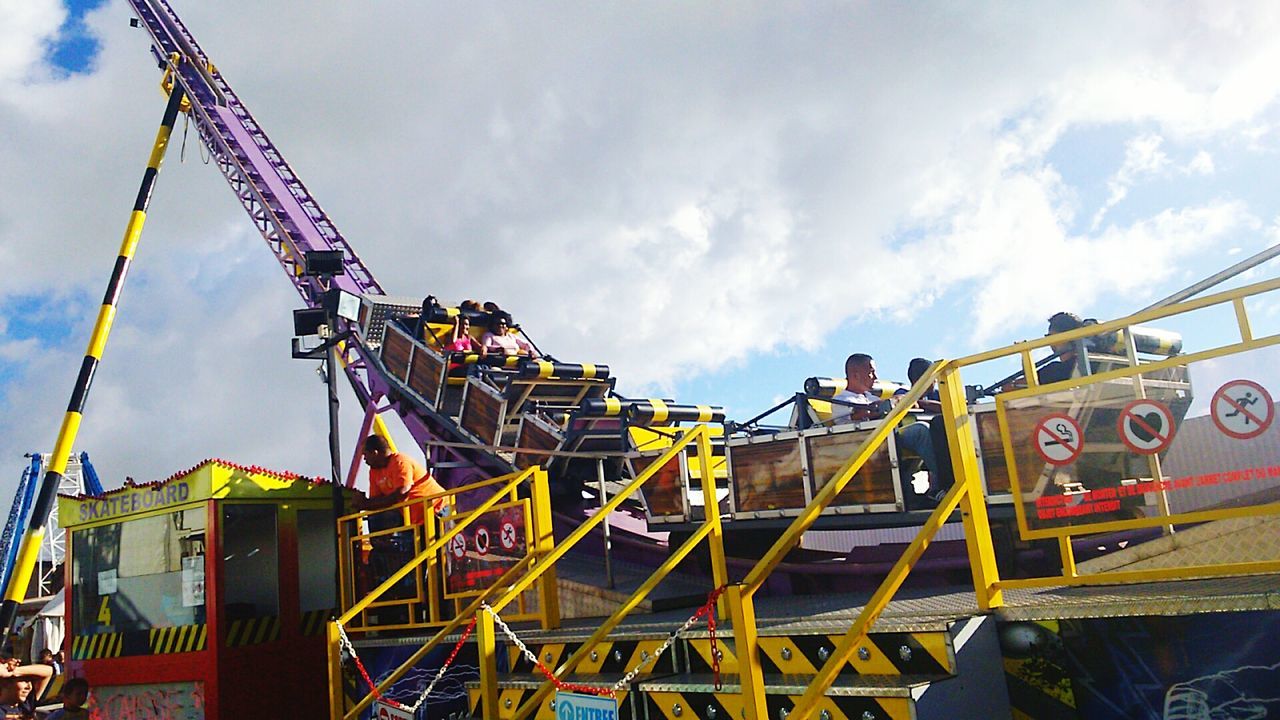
480,585,725,699
337,586,725,713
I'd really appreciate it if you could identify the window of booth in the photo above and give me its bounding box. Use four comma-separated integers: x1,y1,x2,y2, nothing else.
72,506,207,636
221,504,279,618
297,509,337,613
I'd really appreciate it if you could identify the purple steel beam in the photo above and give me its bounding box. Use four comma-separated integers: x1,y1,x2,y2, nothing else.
124,0,517,489
128,0,381,301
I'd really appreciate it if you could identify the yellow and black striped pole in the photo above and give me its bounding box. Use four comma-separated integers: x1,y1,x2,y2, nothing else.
0,86,187,637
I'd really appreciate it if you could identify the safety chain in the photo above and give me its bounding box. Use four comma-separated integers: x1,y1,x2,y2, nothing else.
480,585,726,699
408,616,479,713
481,603,614,697
615,586,724,692
336,622,396,707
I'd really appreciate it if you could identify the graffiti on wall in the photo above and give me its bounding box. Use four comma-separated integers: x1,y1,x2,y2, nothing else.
1000,611,1280,720
89,681,204,720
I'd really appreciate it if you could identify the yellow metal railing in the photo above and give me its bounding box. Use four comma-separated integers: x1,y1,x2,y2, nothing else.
327,465,559,719
505,424,726,720
739,274,1280,720
469,425,726,720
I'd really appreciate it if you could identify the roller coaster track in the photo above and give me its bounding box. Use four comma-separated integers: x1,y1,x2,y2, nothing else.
126,0,511,486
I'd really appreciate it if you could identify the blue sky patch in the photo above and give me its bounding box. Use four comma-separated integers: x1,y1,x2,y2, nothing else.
47,0,108,74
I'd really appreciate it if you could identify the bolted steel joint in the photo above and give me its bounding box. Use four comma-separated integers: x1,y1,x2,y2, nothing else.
857,646,871,661
817,646,831,662
898,645,912,662
781,647,793,661
672,702,683,717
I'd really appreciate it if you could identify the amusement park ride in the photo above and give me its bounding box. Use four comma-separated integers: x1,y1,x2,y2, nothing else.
4,1,1280,719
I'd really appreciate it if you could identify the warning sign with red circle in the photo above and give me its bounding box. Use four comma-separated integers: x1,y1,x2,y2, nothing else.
449,533,466,559
1032,413,1084,466
500,521,517,550
474,526,490,556
1117,399,1176,455
1210,379,1274,440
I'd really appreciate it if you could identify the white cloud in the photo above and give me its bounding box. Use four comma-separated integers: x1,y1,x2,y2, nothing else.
3,1,1280,486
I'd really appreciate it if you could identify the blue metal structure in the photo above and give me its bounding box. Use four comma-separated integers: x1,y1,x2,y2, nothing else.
0,456,42,596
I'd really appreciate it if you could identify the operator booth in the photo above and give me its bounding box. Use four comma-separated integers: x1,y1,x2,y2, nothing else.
59,460,356,719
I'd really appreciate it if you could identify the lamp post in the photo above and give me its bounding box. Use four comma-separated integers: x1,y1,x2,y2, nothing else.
293,250,351,597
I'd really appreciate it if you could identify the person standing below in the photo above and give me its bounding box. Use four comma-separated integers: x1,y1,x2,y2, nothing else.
355,435,447,525
0,658,52,720
832,353,946,507
46,678,89,720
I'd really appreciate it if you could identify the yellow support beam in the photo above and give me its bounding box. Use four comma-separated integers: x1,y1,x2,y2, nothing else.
937,362,1003,610
789,478,967,719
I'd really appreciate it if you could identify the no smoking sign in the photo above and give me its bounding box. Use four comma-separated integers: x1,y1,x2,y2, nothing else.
449,533,466,559
1211,379,1274,440
1117,399,1176,455
1033,413,1083,466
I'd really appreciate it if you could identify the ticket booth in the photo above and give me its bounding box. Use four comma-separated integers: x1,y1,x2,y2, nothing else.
59,460,356,719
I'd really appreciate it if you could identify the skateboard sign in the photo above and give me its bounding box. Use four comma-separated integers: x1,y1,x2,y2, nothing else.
449,533,466,559
500,521,518,550
1032,413,1083,466
1211,379,1274,440
1117,399,1176,455
474,526,490,556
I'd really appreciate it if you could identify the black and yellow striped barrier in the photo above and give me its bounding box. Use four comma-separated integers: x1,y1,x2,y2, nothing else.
454,353,522,369
300,608,332,637
506,639,671,677
577,398,725,425
224,615,281,646
580,397,627,417
0,86,189,638
71,632,124,660
642,688,909,720
149,623,207,654
626,400,724,426
687,630,952,677
516,360,611,381
1087,326,1182,356
804,377,905,400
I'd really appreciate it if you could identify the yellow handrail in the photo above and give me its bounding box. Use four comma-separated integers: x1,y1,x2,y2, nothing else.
748,273,1280,719
471,425,712,719
509,427,727,719
337,466,535,626
334,553,538,720
741,361,941,593
486,426,705,615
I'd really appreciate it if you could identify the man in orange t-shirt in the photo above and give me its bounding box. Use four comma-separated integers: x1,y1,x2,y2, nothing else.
357,434,446,525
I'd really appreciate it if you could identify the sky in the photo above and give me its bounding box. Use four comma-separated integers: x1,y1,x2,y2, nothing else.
3,1,1280,493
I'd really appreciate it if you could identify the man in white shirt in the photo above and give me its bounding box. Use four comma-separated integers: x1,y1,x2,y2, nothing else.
832,353,945,507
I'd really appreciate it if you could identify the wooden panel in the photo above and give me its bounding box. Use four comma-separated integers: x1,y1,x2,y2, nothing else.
408,347,445,405
461,380,505,447
514,416,562,470
805,430,897,506
633,453,685,517
729,439,806,513
380,326,413,383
